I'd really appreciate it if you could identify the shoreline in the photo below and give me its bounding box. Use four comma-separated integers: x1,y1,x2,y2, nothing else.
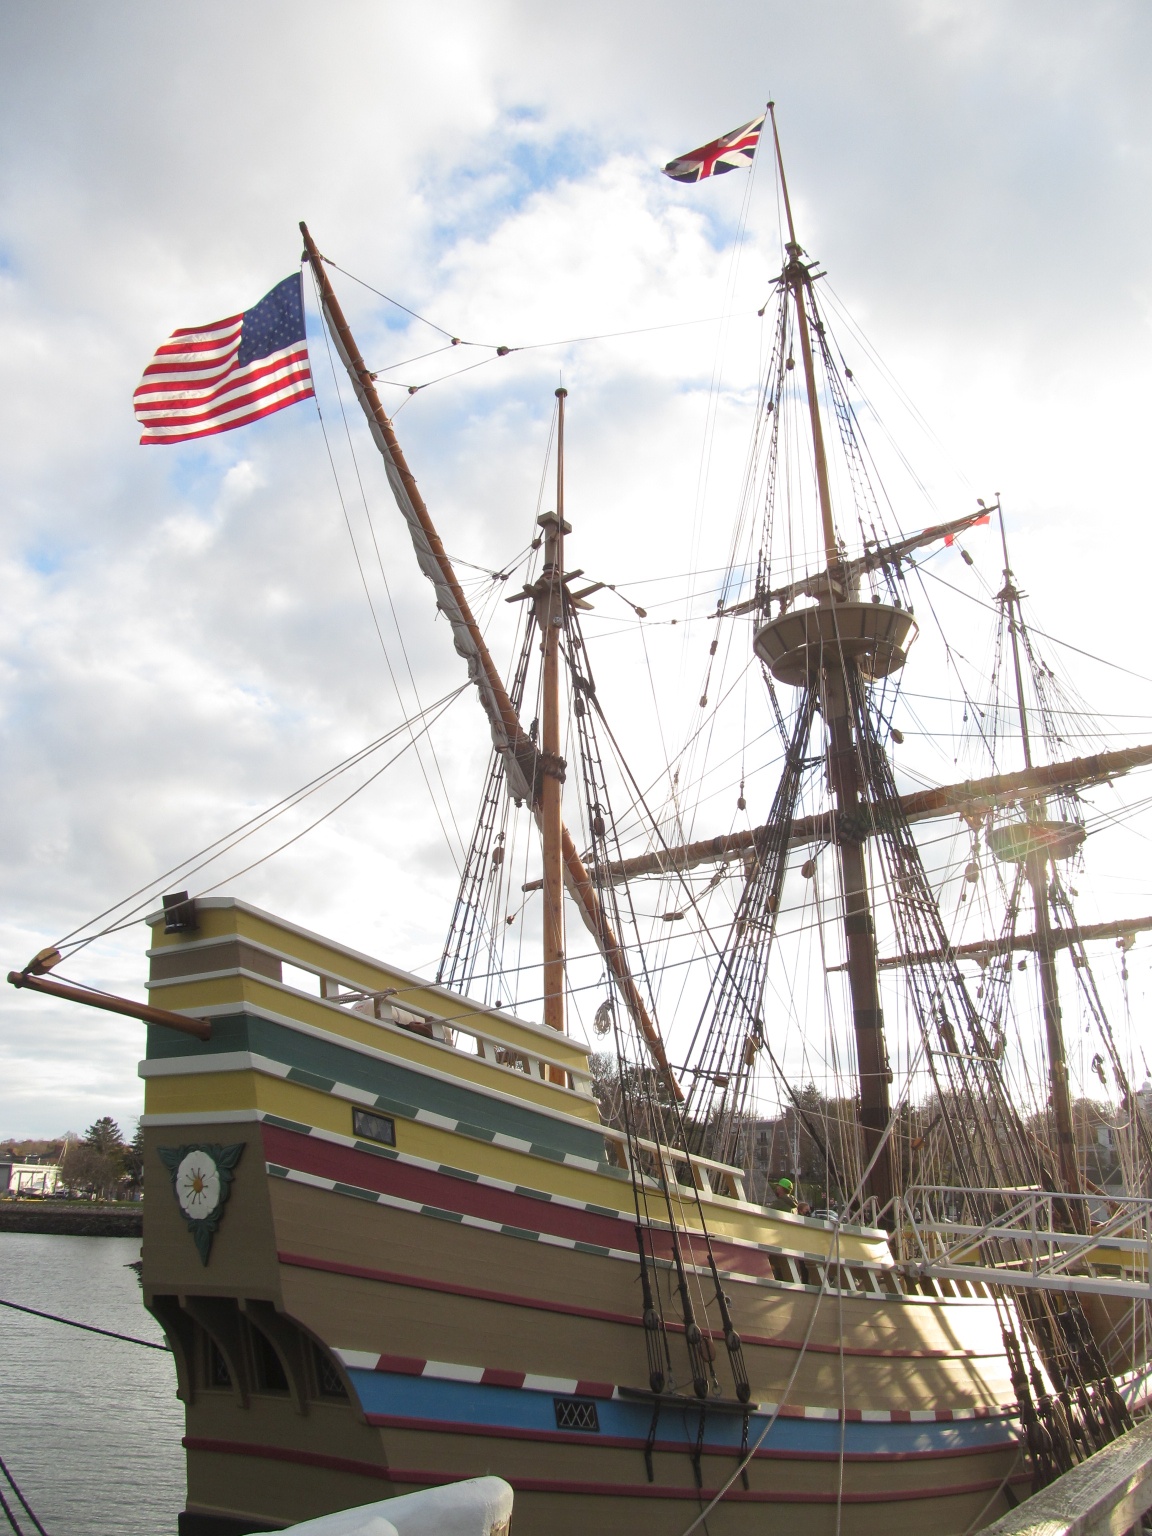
0,1202,143,1237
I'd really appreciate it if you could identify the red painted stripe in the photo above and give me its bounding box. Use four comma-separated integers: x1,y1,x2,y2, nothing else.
183,1439,1027,1505
269,1128,992,1348
276,1249,1001,1372
357,1356,1007,1422
376,1354,425,1376
362,1413,1018,1462
280,1245,634,1325
184,1438,389,1483
466,1471,1032,1505
264,1123,636,1254
480,1367,525,1388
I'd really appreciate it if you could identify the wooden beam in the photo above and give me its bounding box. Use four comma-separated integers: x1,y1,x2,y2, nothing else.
872,914,1152,971
603,744,1152,884
7,971,212,1041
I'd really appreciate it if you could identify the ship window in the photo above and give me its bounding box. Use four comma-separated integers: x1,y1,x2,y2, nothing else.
282,962,322,996
250,1325,289,1392
554,1398,600,1433
352,1109,396,1146
313,1344,348,1399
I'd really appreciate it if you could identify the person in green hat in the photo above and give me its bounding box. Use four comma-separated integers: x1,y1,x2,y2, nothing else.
771,1176,797,1212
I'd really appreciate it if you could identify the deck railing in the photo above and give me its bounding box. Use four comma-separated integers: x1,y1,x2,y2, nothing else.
895,1185,1152,1300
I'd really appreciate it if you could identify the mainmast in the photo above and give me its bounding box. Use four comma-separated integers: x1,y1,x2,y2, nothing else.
756,105,912,1209
995,509,1083,1206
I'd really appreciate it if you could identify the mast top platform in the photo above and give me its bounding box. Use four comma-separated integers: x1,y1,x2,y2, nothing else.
753,601,917,688
987,819,1086,865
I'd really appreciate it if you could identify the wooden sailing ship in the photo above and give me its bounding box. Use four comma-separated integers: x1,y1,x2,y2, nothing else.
11,107,1152,1535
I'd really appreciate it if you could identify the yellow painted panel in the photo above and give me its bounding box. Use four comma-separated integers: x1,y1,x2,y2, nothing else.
150,968,602,1125
151,903,590,1069
145,1068,261,1117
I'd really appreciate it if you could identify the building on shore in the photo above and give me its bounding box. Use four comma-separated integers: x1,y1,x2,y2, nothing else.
0,1157,62,1197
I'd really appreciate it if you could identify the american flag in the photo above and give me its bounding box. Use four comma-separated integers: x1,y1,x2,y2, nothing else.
662,114,765,184
134,272,314,445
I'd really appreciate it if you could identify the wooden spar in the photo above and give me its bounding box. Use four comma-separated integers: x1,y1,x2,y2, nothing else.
299,224,526,765
602,743,1152,884
719,505,1000,618
538,389,568,1034
869,912,1152,970
299,226,682,1096
6,970,212,1041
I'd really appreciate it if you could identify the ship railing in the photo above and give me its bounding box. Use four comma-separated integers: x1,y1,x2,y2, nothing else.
896,1184,1152,1300
309,977,596,1097
147,897,596,1099
306,973,756,1200
619,1137,748,1201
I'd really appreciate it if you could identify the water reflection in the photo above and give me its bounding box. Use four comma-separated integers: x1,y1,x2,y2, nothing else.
0,1233,184,1536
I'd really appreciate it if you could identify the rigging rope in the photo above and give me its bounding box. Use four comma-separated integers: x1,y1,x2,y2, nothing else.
49,685,466,959
310,265,467,871
0,1296,167,1351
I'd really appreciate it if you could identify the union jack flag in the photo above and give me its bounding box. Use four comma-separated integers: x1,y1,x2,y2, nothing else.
662,114,765,184
134,273,314,445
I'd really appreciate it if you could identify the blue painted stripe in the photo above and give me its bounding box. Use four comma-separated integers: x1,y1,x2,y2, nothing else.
345,1370,1018,1457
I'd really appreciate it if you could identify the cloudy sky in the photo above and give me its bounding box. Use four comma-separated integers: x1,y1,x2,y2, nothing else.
3,1,1152,1139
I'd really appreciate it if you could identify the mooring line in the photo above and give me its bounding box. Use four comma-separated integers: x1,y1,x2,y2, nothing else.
0,1296,167,1351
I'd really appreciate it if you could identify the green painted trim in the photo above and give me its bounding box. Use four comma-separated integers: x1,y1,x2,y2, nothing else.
147,1012,608,1161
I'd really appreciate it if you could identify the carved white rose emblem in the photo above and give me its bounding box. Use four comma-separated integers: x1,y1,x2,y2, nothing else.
175,1150,222,1218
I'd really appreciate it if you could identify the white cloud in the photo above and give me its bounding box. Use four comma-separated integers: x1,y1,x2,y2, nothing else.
2,0,1151,1134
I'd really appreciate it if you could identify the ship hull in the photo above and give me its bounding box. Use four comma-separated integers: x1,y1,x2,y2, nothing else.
139,898,1028,1534
145,1119,1026,1535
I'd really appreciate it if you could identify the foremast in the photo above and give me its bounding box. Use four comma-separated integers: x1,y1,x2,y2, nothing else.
536,390,569,1035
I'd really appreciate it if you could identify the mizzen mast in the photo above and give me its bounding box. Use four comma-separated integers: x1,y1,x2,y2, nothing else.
993,508,1083,1207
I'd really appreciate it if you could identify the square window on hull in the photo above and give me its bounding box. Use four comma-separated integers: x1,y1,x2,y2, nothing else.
353,1109,396,1146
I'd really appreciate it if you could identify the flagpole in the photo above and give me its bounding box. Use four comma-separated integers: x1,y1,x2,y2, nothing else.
766,103,839,579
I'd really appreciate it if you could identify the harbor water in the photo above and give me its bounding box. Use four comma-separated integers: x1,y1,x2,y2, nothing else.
0,1232,184,1536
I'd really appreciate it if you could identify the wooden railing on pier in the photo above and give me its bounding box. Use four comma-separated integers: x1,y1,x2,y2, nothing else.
980,1417,1152,1536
